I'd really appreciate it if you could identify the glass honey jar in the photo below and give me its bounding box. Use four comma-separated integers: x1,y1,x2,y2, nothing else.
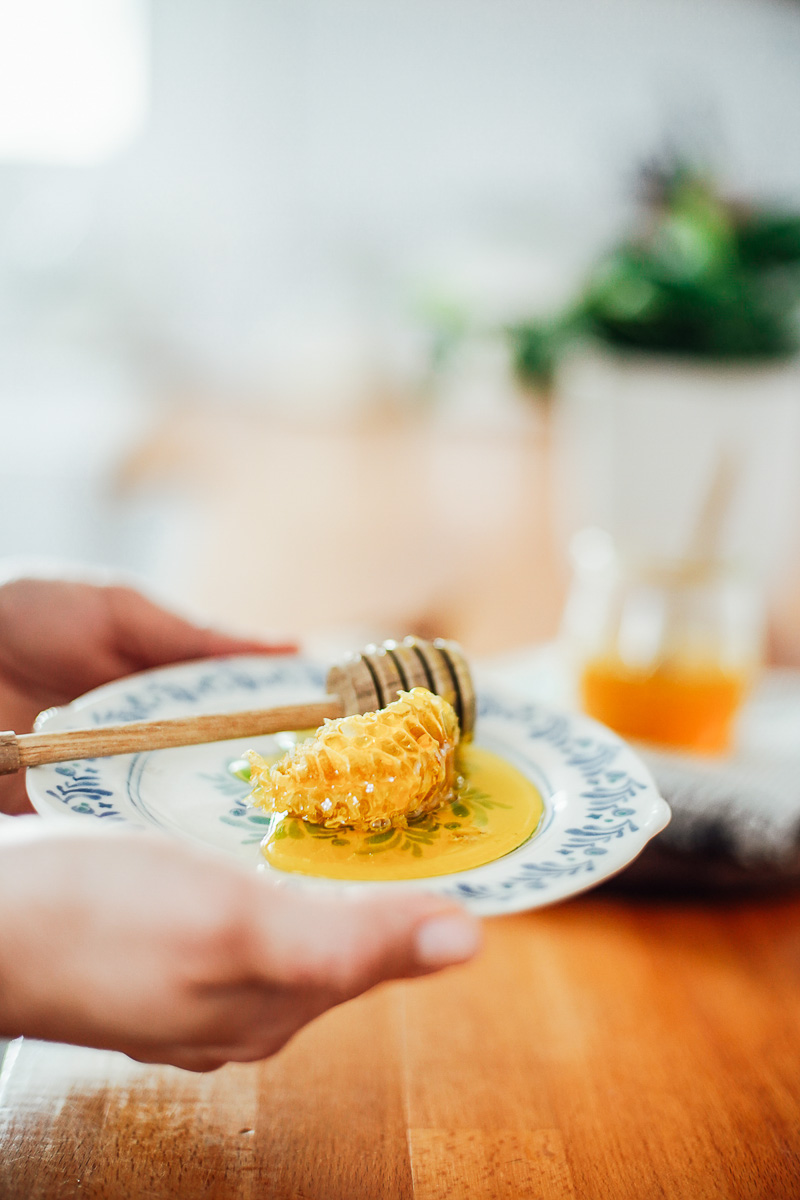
562,529,764,755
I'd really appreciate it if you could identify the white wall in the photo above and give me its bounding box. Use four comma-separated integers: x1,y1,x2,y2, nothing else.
3,0,800,385
1,0,799,576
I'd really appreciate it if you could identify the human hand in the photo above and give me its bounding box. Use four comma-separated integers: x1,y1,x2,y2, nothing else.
0,577,295,814
0,819,481,1071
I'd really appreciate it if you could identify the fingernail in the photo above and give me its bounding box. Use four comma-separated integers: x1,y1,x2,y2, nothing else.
415,914,481,967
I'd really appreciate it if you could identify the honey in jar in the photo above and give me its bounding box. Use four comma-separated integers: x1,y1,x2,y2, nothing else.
581,657,751,754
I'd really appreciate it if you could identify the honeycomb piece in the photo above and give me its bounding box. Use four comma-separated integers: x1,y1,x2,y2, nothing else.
247,687,459,830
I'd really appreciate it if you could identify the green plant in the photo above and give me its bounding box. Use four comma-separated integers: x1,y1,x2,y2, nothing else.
510,164,800,389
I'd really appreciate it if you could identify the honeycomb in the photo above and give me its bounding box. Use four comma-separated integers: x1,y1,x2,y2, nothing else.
247,687,459,830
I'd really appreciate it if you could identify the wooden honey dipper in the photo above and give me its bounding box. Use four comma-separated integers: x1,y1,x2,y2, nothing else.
0,637,475,776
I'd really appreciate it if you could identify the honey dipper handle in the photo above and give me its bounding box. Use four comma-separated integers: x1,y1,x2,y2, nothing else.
0,699,345,774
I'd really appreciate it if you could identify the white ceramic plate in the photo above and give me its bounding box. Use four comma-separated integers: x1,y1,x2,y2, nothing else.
26,655,670,916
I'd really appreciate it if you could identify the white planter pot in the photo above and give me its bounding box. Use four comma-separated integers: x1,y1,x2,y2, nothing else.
552,348,800,581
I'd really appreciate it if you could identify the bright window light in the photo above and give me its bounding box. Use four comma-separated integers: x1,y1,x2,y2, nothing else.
0,0,148,164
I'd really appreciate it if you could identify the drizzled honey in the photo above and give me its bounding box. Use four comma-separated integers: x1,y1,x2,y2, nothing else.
259,743,544,881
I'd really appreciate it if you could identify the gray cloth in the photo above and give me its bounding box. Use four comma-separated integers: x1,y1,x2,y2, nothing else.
634,669,800,886
644,746,800,868
481,651,800,886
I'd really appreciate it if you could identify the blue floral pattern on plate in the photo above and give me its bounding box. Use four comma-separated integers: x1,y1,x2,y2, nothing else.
44,762,123,821
25,655,670,916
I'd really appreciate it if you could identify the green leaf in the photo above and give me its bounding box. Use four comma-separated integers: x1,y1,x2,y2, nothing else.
737,213,800,268
366,828,397,845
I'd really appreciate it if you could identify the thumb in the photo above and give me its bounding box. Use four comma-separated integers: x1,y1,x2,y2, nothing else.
252,885,482,1001
106,586,297,668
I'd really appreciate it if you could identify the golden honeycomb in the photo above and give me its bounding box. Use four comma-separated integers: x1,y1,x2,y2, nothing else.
247,687,459,830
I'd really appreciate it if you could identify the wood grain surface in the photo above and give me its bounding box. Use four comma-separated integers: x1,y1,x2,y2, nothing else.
1,891,799,1199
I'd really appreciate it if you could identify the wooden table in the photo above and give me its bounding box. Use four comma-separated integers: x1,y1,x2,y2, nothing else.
2,889,799,1199
5,403,800,1197
117,403,568,657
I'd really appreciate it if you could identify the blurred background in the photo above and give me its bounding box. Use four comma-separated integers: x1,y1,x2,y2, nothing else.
3,0,800,678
